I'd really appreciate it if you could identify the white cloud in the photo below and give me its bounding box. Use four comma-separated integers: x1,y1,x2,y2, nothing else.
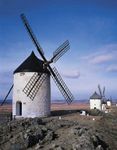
90,54,113,64
81,44,117,65
107,65,117,72
62,70,80,79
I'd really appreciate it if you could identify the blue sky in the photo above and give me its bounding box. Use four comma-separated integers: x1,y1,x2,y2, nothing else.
0,0,117,100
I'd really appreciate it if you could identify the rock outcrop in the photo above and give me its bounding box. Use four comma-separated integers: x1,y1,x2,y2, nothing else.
0,117,109,150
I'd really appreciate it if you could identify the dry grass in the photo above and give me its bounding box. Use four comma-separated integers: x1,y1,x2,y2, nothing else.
51,102,90,111
0,103,89,113
0,105,12,113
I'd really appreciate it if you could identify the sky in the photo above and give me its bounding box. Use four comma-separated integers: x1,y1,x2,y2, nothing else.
0,0,117,100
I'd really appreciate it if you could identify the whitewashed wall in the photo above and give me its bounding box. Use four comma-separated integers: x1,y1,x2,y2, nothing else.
102,104,106,111
13,72,50,118
90,99,102,110
107,101,111,107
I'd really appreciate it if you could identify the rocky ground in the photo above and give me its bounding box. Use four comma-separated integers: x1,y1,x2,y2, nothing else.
0,109,117,150
0,108,116,150
0,118,107,150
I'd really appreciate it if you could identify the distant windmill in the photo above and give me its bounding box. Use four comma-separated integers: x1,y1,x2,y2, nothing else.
1,14,74,118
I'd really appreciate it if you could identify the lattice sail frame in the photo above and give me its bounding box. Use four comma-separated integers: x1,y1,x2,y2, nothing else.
51,40,70,63
51,67,74,104
23,73,47,100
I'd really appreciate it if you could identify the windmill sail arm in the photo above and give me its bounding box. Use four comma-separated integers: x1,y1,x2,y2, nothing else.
51,40,70,63
1,85,13,106
103,86,105,97
98,84,102,97
49,67,74,104
20,14,46,61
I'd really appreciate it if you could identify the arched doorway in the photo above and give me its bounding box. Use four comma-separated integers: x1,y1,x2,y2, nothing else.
16,101,22,116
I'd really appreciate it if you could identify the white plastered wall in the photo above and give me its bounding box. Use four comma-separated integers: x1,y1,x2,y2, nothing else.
102,104,106,111
107,101,111,107
90,99,102,110
13,72,50,118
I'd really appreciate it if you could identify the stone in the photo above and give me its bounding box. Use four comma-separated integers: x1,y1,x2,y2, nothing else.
78,128,85,136
55,146,64,150
34,143,41,150
96,145,104,150
43,130,54,143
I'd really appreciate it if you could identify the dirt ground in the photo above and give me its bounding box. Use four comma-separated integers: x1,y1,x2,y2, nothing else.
0,102,89,112
51,102,89,111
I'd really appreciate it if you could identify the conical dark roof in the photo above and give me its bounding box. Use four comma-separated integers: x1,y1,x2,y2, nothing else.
90,91,101,99
14,51,50,74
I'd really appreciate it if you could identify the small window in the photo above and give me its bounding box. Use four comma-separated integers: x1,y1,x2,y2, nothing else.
20,72,25,76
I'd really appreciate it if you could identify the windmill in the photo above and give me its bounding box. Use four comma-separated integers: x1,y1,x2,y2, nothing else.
2,14,74,117
4,14,74,118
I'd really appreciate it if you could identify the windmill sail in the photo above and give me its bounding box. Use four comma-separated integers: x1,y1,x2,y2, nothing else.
51,40,70,63
103,86,105,97
23,73,47,100
98,84,102,98
50,67,74,104
20,14,45,57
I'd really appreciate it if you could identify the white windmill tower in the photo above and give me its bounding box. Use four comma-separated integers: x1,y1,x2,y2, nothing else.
90,91,102,110
89,85,106,111
1,14,74,118
107,98,112,107
13,51,51,118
